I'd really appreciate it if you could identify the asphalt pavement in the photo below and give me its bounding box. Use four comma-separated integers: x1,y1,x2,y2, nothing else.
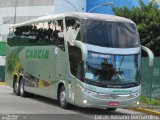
0,85,159,120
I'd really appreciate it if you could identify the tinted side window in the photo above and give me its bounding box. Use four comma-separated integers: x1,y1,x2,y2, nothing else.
51,20,65,51
8,23,50,46
8,20,65,50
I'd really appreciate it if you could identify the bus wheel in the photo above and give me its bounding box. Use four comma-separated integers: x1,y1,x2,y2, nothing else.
106,108,117,111
13,79,20,96
58,86,68,109
19,78,27,97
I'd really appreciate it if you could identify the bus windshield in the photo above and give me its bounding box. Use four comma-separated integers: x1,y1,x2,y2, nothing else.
82,20,140,48
85,52,141,88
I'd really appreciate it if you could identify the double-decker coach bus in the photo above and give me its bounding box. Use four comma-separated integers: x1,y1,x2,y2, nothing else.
6,13,154,110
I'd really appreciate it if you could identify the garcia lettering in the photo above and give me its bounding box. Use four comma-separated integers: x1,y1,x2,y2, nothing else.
26,49,49,59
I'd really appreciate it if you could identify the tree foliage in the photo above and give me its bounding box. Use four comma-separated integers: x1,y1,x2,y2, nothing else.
112,0,160,56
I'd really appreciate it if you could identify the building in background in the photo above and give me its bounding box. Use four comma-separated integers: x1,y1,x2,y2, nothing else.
0,0,54,42
0,42,5,81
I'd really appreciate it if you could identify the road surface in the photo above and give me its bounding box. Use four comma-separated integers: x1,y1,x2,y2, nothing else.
0,85,158,120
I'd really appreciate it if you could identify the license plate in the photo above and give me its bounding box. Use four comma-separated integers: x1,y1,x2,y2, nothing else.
108,102,119,106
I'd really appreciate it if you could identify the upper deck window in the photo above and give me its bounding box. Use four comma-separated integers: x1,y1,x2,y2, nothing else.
8,20,65,50
82,20,140,48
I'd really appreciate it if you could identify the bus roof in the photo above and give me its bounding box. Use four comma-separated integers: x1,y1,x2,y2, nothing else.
11,12,135,28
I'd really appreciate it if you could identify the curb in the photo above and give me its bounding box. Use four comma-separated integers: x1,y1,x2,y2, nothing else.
0,82,6,85
130,108,160,116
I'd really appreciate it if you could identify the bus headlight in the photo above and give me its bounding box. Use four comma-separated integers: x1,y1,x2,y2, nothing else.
130,90,141,97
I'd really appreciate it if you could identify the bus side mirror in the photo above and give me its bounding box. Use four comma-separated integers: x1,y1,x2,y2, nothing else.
141,45,154,67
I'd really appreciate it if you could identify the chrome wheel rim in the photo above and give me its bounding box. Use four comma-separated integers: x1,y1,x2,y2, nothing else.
60,90,66,106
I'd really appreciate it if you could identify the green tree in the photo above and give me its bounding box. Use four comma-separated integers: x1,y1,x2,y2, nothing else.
112,0,160,56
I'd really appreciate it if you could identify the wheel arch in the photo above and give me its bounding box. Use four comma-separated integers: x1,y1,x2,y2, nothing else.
18,75,24,84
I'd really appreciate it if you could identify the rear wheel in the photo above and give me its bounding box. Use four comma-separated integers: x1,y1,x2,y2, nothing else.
19,78,28,97
58,86,68,109
13,79,20,96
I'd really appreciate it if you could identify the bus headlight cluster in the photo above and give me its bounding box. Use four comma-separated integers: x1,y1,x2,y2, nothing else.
130,90,141,97
78,85,98,96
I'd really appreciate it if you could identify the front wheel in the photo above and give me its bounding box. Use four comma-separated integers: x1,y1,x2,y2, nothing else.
58,86,68,109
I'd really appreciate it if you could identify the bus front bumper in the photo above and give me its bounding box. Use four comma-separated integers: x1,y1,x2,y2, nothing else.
77,92,140,109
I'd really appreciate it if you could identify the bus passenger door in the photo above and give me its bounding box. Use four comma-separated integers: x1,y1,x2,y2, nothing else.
65,17,82,104
68,45,83,105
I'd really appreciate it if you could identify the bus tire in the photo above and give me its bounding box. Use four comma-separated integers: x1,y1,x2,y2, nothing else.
58,86,68,109
106,108,117,111
13,78,20,96
19,78,27,97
